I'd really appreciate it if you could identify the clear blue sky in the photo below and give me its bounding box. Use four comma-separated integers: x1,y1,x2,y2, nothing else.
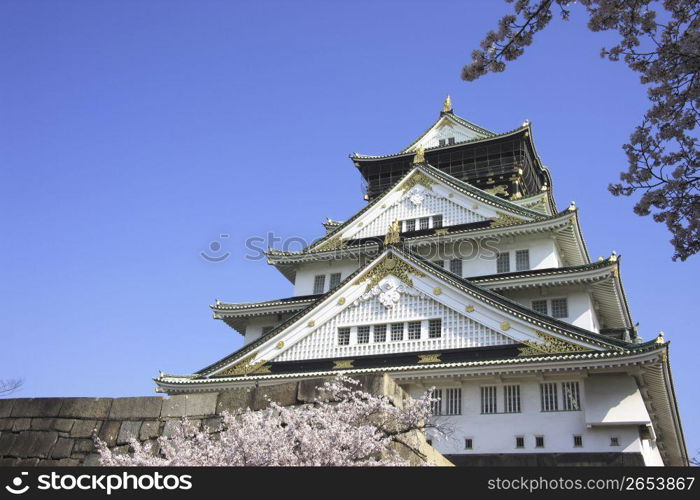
1,1,697,455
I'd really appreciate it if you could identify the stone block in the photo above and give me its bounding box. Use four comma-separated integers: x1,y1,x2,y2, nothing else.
202,416,222,433
109,397,162,420
162,393,217,417
9,431,58,458
15,458,40,466
73,438,96,454
297,377,334,402
10,398,63,418
0,399,13,418
139,420,160,440
39,458,80,466
0,418,14,431
216,389,253,413
29,431,58,458
70,420,101,438
97,421,121,447
12,418,31,432
59,398,112,419
50,438,74,459
83,453,101,466
252,382,299,410
52,419,75,433
0,457,18,466
30,418,55,431
112,445,130,456
0,431,17,456
117,421,142,445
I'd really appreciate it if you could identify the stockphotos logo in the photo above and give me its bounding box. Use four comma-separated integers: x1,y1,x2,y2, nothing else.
5,472,29,495
3,471,192,496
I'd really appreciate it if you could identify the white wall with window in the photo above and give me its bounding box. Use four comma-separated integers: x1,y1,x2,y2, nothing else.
504,289,600,332
416,236,562,279
293,260,359,296
405,375,659,464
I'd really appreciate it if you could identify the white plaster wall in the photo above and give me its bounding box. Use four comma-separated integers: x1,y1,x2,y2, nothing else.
505,288,598,332
243,316,278,345
403,376,654,463
293,260,361,296
413,235,561,278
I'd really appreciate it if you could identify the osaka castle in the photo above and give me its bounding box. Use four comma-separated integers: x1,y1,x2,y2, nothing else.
155,97,687,466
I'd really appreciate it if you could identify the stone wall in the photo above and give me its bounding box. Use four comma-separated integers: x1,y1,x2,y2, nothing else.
0,374,451,466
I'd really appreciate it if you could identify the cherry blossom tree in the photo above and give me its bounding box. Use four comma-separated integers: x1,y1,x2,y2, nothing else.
462,0,699,261
96,377,440,466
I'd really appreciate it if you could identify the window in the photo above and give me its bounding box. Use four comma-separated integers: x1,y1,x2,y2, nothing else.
313,274,326,294
337,327,350,346
540,382,559,412
503,385,521,413
532,299,548,315
428,319,442,338
438,139,446,147
447,137,456,145
515,249,530,271
329,273,341,289
407,321,421,340
373,324,386,343
390,323,404,341
496,252,510,273
610,437,620,447
516,436,525,449
480,386,497,414
431,389,442,415
449,258,463,276
573,435,583,447
357,326,370,344
419,217,430,230
404,219,416,232
433,215,443,228
535,436,545,448
551,298,568,318
445,388,462,415
562,381,580,411
432,260,444,268
464,438,473,450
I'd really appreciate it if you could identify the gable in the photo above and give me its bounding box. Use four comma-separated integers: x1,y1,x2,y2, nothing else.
402,114,492,153
331,169,524,243
275,283,516,362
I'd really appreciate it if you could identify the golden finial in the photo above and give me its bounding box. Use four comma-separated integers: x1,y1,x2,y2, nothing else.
656,331,665,344
413,145,425,164
385,220,401,245
442,95,453,113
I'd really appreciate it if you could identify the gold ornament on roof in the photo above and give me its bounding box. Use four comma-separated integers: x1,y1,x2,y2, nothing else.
489,212,527,228
656,331,666,344
216,353,270,377
333,359,354,370
362,254,426,292
442,95,453,113
413,145,426,164
418,353,442,364
385,220,401,245
518,331,592,357
400,170,436,193
316,235,347,252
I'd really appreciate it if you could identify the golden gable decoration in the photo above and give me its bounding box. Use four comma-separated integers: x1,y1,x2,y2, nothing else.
216,353,270,377
361,255,426,292
489,211,527,228
517,331,592,357
400,170,436,193
315,235,347,252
